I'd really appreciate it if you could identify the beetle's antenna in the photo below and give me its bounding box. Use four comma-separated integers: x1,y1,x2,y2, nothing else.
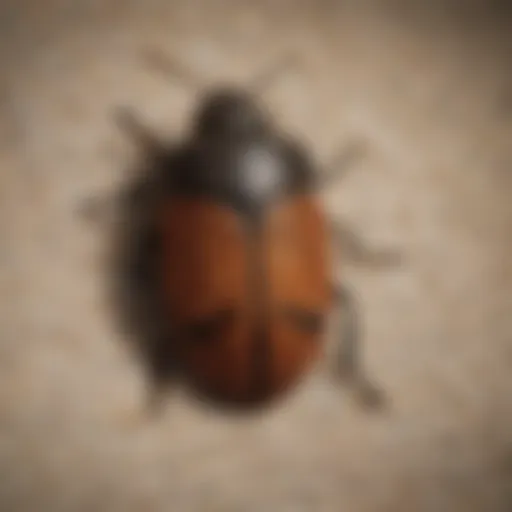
140,46,301,98
140,46,204,91
113,106,166,156
249,52,301,95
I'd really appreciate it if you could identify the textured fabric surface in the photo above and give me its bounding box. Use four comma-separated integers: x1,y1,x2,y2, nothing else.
1,1,512,510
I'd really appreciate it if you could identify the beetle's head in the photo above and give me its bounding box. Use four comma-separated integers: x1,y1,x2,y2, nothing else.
193,87,270,139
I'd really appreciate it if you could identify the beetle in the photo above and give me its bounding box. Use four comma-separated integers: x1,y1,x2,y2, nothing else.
83,51,401,414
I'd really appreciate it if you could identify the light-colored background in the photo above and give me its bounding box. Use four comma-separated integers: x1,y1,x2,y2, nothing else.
1,1,512,510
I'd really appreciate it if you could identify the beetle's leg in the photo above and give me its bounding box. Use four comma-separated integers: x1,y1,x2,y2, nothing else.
320,140,368,187
141,334,181,417
77,186,144,230
77,110,164,228
332,284,387,410
77,160,161,229
116,337,178,428
330,220,403,269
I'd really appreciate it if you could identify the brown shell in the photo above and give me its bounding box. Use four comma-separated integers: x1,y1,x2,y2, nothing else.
157,194,332,405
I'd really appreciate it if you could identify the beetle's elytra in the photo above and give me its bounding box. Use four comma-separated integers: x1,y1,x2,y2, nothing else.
155,91,332,406
84,52,401,413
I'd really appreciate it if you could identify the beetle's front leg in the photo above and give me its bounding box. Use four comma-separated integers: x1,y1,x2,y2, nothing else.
77,106,169,228
320,140,368,186
331,284,387,410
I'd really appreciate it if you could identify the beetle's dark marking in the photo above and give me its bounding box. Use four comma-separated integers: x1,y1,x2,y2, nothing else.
281,305,325,336
180,308,236,344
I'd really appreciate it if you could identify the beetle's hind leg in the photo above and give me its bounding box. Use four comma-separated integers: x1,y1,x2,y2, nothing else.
142,333,181,416
332,284,387,410
117,334,179,428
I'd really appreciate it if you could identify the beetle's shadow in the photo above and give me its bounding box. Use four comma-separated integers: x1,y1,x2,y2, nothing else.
82,137,186,407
